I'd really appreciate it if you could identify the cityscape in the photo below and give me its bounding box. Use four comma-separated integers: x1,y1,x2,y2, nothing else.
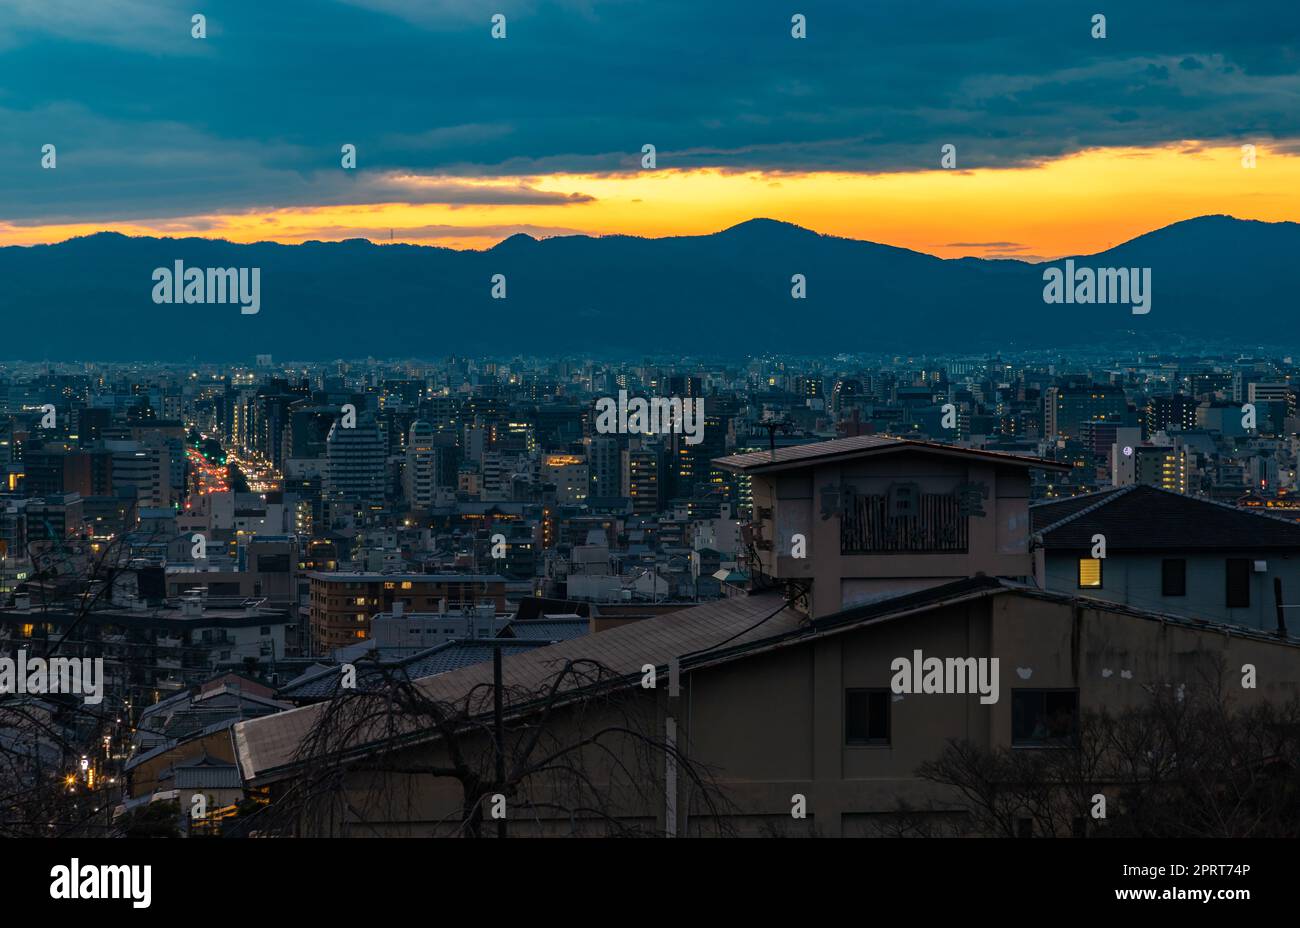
1,0,1296,908
3,348,1299,842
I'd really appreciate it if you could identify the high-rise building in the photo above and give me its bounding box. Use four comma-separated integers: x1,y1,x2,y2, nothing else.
623,445,664,515
403,420,437,510
1045,386,1128,440
1144,394,1198,435
324,413,386,506
587,434,622,501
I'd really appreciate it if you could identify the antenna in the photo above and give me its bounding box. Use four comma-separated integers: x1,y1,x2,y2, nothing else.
758,417,792,458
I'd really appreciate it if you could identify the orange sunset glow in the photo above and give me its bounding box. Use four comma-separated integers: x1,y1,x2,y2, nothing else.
5,143,1294,260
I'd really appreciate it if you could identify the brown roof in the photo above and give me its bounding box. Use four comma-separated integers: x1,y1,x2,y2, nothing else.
713,434,1070,474
232,592,804,784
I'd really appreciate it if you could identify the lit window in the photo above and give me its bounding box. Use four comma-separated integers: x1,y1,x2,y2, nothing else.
1077,558,1102,588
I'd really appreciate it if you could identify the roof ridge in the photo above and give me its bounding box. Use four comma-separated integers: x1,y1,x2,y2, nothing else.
1034,485,1135,536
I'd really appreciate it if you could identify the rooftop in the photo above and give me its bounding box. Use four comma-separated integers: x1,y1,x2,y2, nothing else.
234,575,1300,785
275,638,549,701
1032,484,1300,551
306,572,508,583
712,434,1070,475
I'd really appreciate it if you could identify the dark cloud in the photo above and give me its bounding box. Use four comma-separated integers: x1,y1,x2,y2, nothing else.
1,0,1297,220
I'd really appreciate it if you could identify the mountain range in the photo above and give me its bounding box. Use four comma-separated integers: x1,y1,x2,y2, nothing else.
1,215,1296,361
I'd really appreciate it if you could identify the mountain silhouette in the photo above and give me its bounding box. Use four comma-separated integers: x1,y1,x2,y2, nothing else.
0,215,1293,360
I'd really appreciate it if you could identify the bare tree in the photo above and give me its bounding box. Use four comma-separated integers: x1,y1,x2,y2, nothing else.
242,656,738,837
912,681,1300,838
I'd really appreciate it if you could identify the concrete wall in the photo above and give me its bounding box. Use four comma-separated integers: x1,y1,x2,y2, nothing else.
1042,550,1300,632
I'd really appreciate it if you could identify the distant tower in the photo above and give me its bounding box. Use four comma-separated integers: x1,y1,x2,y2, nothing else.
403,420,437,510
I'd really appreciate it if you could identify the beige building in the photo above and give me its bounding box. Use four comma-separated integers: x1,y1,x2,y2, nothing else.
712,436,1068,617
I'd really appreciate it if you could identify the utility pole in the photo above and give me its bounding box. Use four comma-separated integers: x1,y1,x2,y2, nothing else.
493,645,507,839
1274,577,1288,637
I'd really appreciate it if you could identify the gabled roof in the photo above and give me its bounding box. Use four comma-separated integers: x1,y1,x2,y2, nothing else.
232,576,1300,785
236,593,805,782
1032,484,1300,551
173,751,242,789
712,435,1069,475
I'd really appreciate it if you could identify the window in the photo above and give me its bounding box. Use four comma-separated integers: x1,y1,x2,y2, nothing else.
845,689,890,745
1077,558,1102,588
1012,690,1079,746
1161,559,1186,597
1226,558,1251,608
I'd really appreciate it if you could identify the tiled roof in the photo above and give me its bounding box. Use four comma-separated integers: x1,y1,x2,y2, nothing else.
173,754,242,789
1031,484,1300,551
712,435,1069,474
502,618,590,642
275,639,549,701
236,592,805,783
1029,487,1128,531
306,572,507,583
234,577,1300,785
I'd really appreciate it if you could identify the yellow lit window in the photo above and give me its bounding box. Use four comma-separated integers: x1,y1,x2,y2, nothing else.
401,581,413,590
1077,558,1102,588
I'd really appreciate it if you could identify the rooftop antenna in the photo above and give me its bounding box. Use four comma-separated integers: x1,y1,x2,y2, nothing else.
758,417,791,459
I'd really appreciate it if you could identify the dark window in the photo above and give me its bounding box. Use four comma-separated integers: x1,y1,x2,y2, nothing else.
1226,558,1251,608
256,554,290,572
845,689,891,745
1161,559,1186,597
1012,690,1079,746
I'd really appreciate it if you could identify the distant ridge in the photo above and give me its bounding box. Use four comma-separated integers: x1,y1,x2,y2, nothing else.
1,215,1297,360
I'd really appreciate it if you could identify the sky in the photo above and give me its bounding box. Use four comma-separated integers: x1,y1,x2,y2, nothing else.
4,0,1299,259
